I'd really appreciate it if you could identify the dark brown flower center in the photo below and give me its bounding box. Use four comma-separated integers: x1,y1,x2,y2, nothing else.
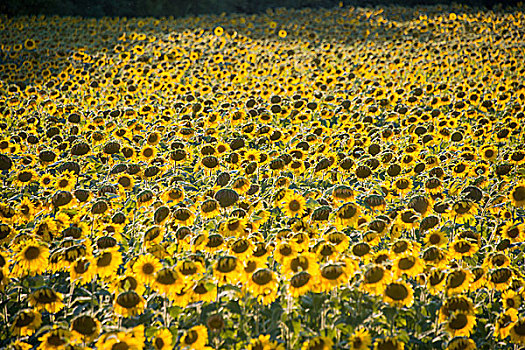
252,269,273,285
24,246,41,260
321,264,343,280
289,200,301,212
47,333,67,346
291,271,311,288
184,330,198,344
156,269,178,285
97,252,113,267
72,315,97,335
116,291,141,309
15,312,35,327
513,320,525,336
448,270,467,288
513,186,525,202
398,257,415,270
448,313,468,330
216,257,237,273
385,283,409,301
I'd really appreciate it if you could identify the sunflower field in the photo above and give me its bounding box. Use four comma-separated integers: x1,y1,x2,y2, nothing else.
1,2,525,350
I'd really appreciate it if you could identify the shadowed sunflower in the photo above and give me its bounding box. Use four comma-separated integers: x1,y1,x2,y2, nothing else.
494,308,518,340
444,312,476,337
301,336,333,350
71,314,101,344
349,328,371,350
28,287,65,313
446,337,476,350
114,291,145,317
373,337,404,350
11,309,42,336
180,325,208,350
38,327,71,350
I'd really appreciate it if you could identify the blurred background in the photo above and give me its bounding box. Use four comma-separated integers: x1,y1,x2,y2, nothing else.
1,0,521,18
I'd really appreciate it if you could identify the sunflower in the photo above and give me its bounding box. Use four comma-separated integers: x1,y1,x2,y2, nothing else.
449,239,478,261
13,169,37,187
373,337,404,350
444,312,476,337
70,257,95,285
117,174,135,190
334,202,362,229
229,237,255,260
446,268,472,295
301,336,333,350
501,222,524,243
177,259,206,282
391,177,413,196
247,334,284,350
200,199,221,218
349,328,372,350
281,192,306,217
70,314,101,344
132,254,162,286
483,252,510,270
11,309,42,336
274,241,297,264
331,185,355,203
449,200,478,224
152,328,174,350
494,308,518,339
383,280,414,307
426,269,446,295
360,264,392,295
508,317,525,344
13,239,49,276
468,266,486,292
446,337,476,350
33,217,58,242
509,181,525,207
0,223,15,245
54,171,76,192
38,327,71,350
162,187,185,206
153,268,185,299
395,208,419,230
140,145,157,161
288,271,315,297
96,325,145,350
40,173,54,188
16,197,36,224
180,325,208,350
424,230,448,247
282,252,318,277
394,254,425,278
501,289,521,310
110,274,146,296
488,267,513,291
114,291,145,317
29,287,64,313
219,217,247,237
213,256,242,286
248,268,278,304
94,247,122,279
439,295,476,324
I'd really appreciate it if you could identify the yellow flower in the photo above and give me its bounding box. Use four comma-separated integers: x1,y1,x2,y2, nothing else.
13,240,49,277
